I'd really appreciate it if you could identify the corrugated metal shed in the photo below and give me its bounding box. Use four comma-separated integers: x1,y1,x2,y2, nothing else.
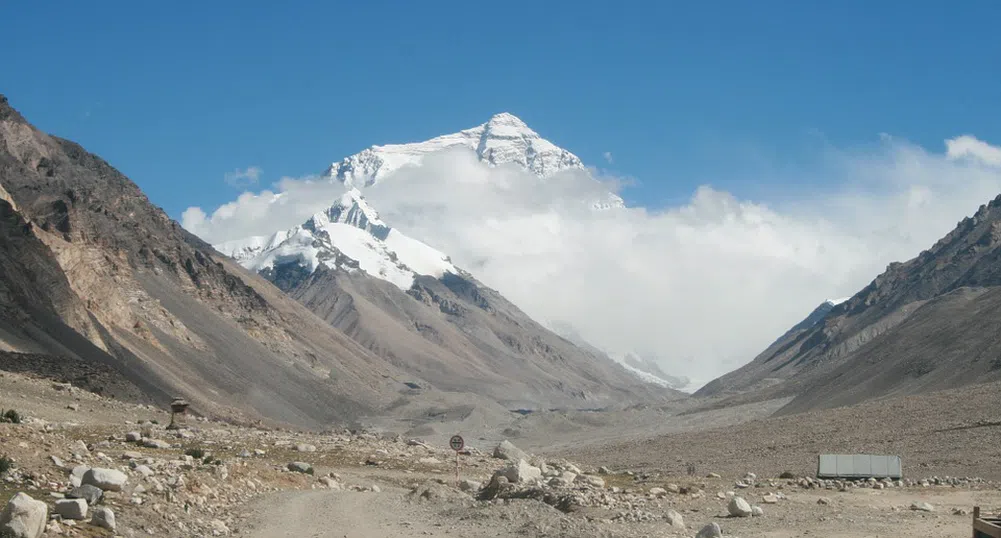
817,454,902,479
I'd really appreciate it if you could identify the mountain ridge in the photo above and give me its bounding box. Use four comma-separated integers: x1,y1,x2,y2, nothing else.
695,195,1001,413
214,114,682,397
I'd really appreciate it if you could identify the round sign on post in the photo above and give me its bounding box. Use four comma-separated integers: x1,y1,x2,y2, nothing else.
449,435,464,487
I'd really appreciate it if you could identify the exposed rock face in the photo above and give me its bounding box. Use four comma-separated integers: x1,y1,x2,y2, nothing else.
0,94,428,428
283,266,679,409
698,194,1001,413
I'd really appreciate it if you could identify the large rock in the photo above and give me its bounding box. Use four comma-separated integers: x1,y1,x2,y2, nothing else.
728,495,752,517
67,484,103,505
91,507,116,531
665,509,684,528
54,499,88,520
69,465,90,488
499,459,542,484
0,492,48,538
695,522,722,538
82,468,128,492
492,440,528,461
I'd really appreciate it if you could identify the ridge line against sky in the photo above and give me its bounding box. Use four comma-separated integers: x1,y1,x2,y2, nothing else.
4,1,1001,381
3,2,1001,219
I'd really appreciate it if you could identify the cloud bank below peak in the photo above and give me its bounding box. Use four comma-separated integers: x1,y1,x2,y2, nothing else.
182,134,1001,383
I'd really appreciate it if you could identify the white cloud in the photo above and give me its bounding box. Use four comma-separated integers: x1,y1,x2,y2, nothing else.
182,136,1001,386
223,166,263,188
945,135,1001,166
603,151,613,164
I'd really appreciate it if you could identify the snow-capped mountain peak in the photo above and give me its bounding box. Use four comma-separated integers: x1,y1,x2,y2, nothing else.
323,112,589,187
305,188,389,239
825,297,851,306
216,188,455,291
220,113,625,291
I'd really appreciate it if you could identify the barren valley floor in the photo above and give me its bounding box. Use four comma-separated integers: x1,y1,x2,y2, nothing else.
1,371,999,537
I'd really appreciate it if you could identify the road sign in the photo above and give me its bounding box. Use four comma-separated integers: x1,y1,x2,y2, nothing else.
449,435,464,452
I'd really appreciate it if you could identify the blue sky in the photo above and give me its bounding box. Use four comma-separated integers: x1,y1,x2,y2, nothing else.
3,1,1001,217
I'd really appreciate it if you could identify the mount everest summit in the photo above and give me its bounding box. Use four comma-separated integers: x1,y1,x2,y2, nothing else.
216,112,686,397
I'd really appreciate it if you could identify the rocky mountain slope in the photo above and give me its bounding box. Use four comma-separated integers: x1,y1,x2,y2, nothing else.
0,95,670,428
218,188,675,409
0,94,429,428
696,196,1001,413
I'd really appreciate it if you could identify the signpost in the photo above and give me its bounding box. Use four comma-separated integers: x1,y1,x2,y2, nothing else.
449,435,464,486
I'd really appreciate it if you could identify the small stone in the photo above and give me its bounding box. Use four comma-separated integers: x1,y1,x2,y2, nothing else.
91,507,116,531
318,477,342,489
296,443,317,452
210,519,229,535
649,487,667,497
142,439,171,449
67,403,79,411
50,455,64,468
121,451,142,460
910,502,934,512
728,496,752,517
125,431,142,442
817,497,832,505
762,493,779,504
54,499,88,520
751,505,764,516
371,485,381,493
238,449,252,458
287,462,313,474
695,521,723,538
134,465,154,478
69,440,89,456
707,472,722,479
459,480,481,492
578,475,605,488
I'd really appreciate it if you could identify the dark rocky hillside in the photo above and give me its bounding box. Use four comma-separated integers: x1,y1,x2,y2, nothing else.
0,94,416,428
697,194,1001,413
